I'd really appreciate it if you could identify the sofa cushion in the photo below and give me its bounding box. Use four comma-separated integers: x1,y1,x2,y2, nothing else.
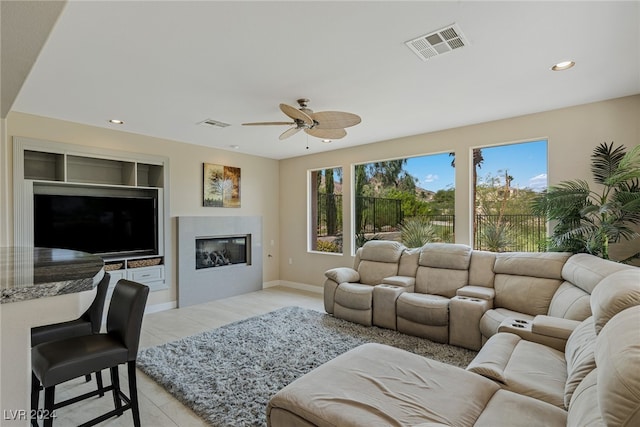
474,389,567,427
396,293,449,326
357,260,399,285
504,340,567,408
595,306,640,427
494,275,562,316
468,333,567,408
267,343,500,427
334,283,373,310
547,281,591,320
494,252,571,280
590,269,640,334
567,369,601,427
563,316,596,408
418,243,472,269
562,253,634,294
360,240,405,263
415,266,469,297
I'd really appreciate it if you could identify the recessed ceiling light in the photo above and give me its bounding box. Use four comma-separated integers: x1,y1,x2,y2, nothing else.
322,139,332,143
108,119,124,124
551,61,575,71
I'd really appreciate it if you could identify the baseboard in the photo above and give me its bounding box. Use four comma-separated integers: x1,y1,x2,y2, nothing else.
264,280,323,294
142,282,321,315
145,300,177,314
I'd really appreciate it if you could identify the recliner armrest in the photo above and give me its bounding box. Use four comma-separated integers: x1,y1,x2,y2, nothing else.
466,332,522,383
382,275,415,288
324,267,360,284
457,285,495,301
532,315,581,340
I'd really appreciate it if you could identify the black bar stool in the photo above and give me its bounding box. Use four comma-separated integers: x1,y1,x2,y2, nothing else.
31,279,149,427
31,272,111,391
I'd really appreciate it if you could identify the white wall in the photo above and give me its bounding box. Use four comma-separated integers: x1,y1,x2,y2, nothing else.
279,95,640,288
3,95,639,302
4,112,281,307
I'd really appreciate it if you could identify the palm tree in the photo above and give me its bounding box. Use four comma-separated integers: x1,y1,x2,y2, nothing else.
531,142,640,261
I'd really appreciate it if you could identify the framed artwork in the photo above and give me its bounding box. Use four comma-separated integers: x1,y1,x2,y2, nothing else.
203,163,241,207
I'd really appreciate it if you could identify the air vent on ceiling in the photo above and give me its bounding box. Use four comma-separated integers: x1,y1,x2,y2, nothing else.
198,119,231,128
405,23,469,62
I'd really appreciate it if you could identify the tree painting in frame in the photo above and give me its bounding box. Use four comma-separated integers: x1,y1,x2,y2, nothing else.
203,163,241,207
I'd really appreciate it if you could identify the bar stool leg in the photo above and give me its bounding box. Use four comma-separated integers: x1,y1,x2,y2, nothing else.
43,386,55,427
127,361,142,427
31,373,40,427
109,366,123,415
95,370,104,397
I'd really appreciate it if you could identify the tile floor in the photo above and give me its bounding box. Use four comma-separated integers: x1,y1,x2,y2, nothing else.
39,286,324,426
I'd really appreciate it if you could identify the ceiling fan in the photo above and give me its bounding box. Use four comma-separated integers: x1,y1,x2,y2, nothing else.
242,98,361,141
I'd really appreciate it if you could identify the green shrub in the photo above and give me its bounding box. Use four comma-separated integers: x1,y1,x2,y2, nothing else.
316,240,341,253
400,217,439,248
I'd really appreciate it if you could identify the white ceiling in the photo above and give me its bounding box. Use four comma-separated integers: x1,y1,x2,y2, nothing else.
10,1,640,160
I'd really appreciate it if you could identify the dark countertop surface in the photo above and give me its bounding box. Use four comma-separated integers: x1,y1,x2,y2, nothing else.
0,247,104,304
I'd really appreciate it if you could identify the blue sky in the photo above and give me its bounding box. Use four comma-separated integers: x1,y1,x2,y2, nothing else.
404,139,548,192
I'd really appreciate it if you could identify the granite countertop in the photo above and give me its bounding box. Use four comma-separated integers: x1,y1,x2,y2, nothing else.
0,247,104,304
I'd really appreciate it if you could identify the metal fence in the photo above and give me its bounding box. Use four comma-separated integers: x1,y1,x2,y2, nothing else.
317,193,546,252
355,196,403,233
475,214,546,252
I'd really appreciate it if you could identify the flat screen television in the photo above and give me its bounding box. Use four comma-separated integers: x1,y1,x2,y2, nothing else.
34,193,158,258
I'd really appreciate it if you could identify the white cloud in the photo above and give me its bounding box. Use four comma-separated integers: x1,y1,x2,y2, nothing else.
423,174,439,183
528,173,547,192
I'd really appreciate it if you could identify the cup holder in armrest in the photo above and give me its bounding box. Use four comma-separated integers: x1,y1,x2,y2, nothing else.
513,319,529,324
512,323,525,328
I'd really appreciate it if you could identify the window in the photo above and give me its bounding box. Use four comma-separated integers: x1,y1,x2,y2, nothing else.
471,139,548,252
352,153,455,250
309,167,343,253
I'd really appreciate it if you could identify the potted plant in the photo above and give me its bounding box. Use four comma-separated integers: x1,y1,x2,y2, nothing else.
531,142,640,261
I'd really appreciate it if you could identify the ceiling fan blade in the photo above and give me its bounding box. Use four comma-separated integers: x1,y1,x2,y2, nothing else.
279,127,302,140
312,111,361,129
242,121,295,126
305,127,347,140
280,103,314,126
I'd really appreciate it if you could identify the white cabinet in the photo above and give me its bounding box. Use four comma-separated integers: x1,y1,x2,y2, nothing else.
14,137,171,294
105,258,166,292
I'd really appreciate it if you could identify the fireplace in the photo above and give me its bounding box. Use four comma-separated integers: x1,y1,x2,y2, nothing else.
177,216,262,307
195,235,250,270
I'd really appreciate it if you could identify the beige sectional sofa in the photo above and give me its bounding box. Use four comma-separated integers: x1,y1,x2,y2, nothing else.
267,241,640,426
323,241,633,351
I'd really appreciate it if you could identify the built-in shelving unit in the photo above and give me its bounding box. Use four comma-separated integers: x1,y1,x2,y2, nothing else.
13,137,171,293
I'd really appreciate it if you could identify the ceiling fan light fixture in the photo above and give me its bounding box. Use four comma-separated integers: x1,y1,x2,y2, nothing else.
244,98,360,141
551,60,575,71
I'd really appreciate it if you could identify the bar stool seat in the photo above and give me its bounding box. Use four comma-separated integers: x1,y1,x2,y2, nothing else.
31,279,149,427
31,272,111,389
